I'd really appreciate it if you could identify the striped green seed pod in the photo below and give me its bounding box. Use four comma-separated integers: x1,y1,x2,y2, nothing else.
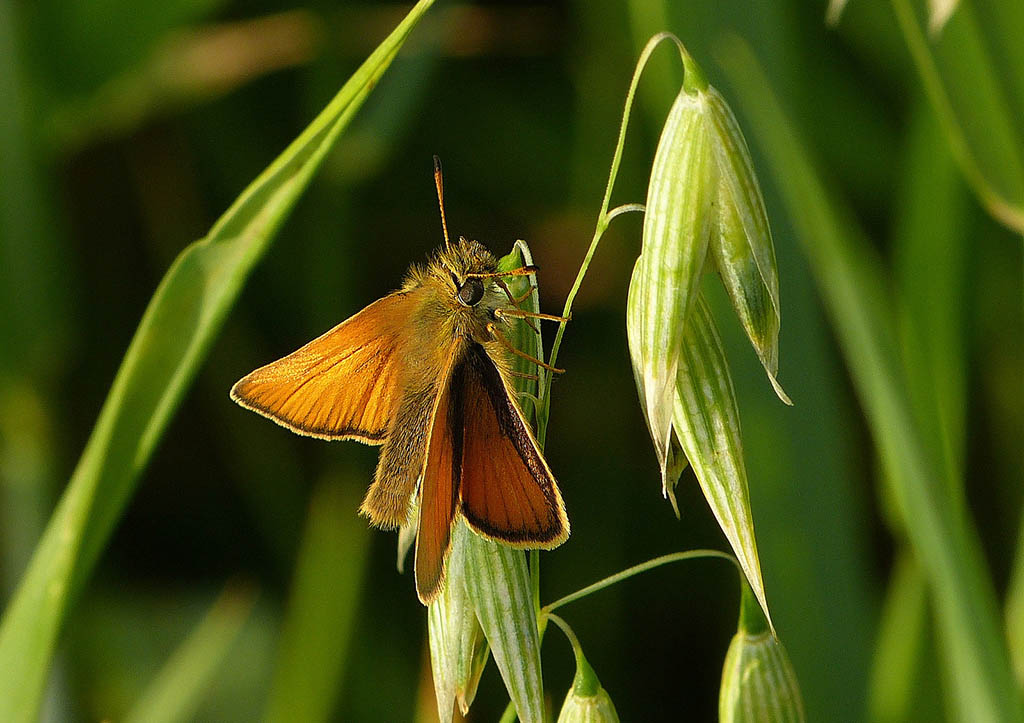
427,523,489,721
719,583,805,723
705,87,789,404
626,258,689,512
626,42,785,628
631,81,718,490
628,49,788,499
556,644,620,723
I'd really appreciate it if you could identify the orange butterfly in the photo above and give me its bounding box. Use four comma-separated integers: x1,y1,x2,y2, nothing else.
231,159,569,603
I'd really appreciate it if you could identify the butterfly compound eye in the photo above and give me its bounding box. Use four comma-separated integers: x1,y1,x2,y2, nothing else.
457,278,485,306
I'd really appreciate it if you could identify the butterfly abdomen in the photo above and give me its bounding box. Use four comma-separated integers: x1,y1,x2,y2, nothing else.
359,334,464,529
360,382,435,528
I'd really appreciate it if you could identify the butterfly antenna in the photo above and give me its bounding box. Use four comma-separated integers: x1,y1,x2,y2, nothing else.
433,155,451,250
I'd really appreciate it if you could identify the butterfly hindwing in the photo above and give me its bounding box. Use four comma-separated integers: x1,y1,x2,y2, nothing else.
230,291,418,443
413,361,461,604
455,344,569,547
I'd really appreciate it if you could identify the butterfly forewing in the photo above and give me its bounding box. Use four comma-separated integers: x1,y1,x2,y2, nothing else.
230,291,418,442
456,345,569,547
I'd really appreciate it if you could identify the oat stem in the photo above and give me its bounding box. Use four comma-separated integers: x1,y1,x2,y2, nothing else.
543,549,739,613
537,32,688,446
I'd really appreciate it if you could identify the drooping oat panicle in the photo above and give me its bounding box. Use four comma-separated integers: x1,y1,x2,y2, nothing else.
719,583,805,723
628,43,788,493
626,39,783,627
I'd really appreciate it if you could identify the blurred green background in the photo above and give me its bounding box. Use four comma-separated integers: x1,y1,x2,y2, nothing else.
1,0,1022,721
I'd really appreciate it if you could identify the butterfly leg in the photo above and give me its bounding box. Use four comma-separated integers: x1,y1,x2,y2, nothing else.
493,277,537,307
508,370,540,381
494,308,570,324
511,284,537,305
487,322,565,373
495,305,540,333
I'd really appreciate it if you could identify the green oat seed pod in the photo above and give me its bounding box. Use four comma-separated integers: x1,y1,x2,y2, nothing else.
497,241,544,381
626,258,688,512
555,626,620,723
463,532,544,723
628,46,789,500
427,523,490,721
556,672,619,722
719,582,805,723
705,87,789,404
632,80,717,488
673,296,771,629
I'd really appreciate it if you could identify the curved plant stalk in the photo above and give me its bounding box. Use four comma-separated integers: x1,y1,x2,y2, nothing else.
543,550,738,614
538,32,684,445
547,613,620,722
492,549,740,722
0,2,437,719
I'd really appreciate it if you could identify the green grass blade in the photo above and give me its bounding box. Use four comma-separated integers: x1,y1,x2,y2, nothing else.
0,2,436,719
718,36,1024,723
264,479,369,723
970,0,1024,126
890,0,1024,232
0,0,69,378
867,100,968,722
868,550,944,722
124,584,255,723
1008,506,1024,687
892,101,969,499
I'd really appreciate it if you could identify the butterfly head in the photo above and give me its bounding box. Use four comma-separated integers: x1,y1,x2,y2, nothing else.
431,237,499,302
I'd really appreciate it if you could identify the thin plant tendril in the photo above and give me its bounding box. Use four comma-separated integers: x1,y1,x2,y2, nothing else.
543,550,740,613
537,33,688,446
